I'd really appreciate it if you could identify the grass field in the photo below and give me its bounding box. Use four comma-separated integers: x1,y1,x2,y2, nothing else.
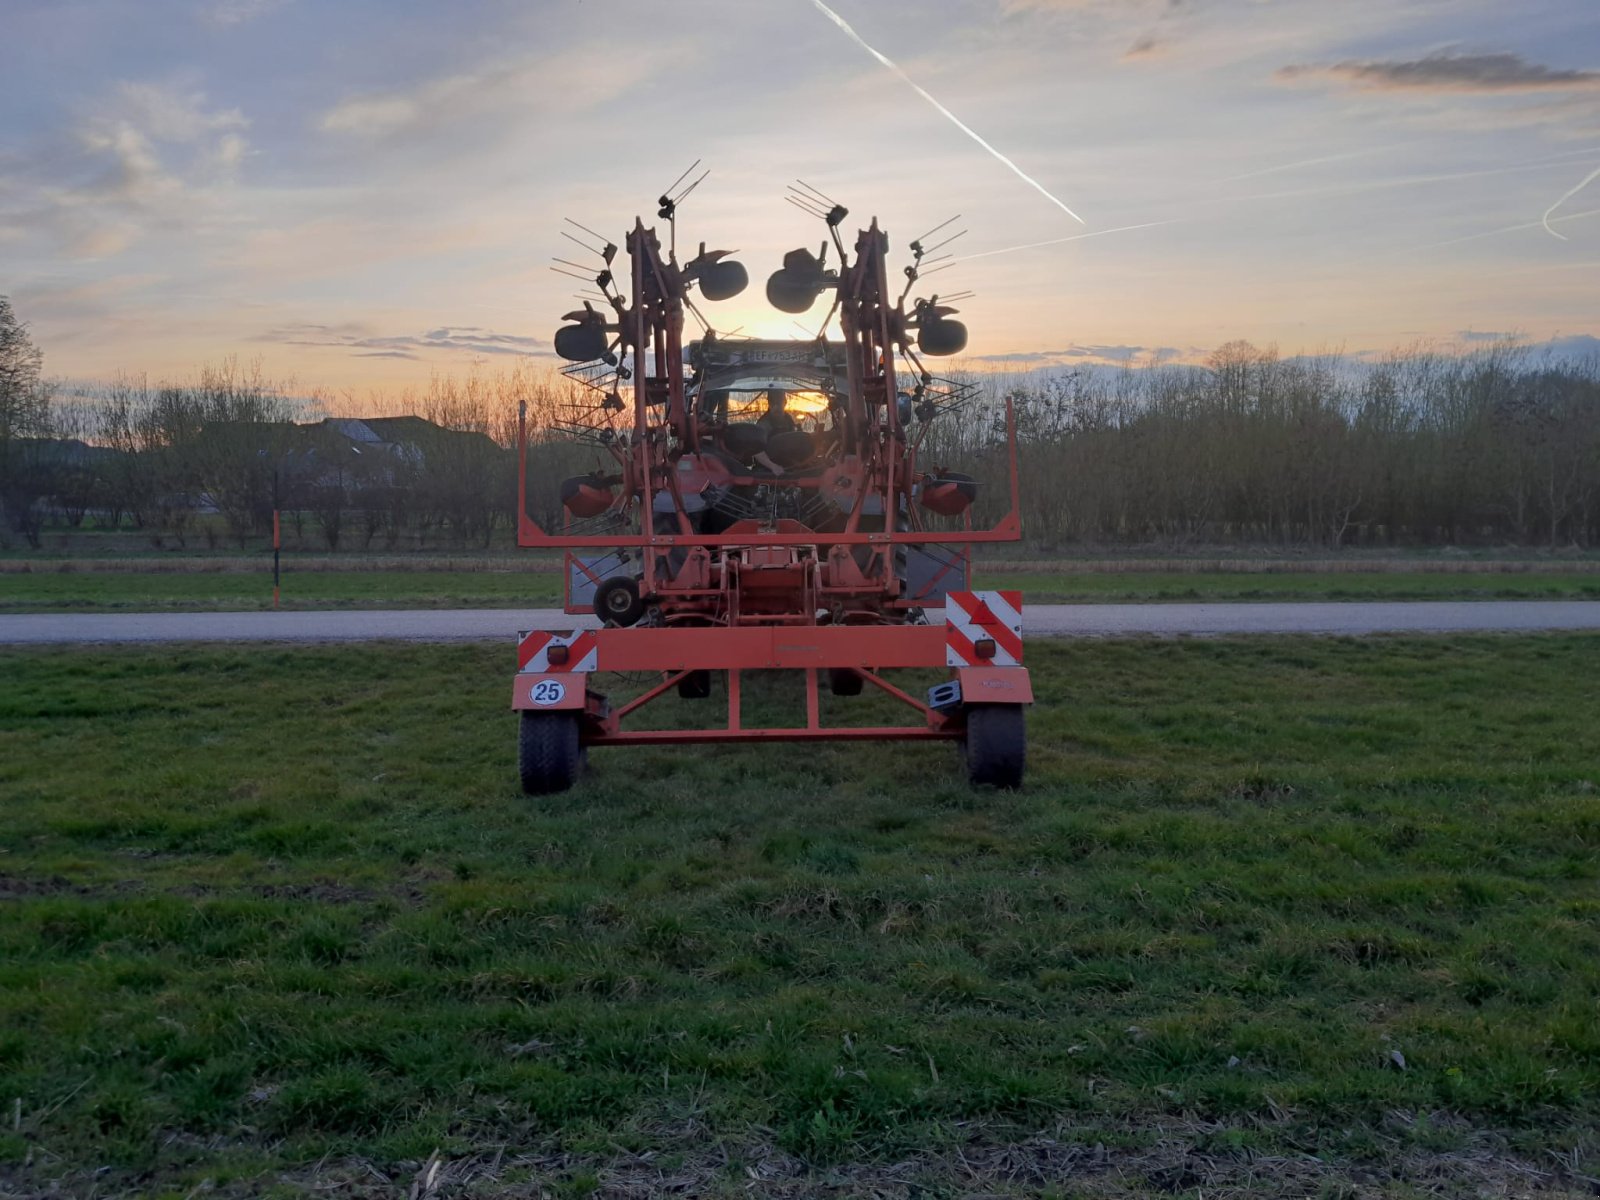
2,636,1598,1196
3,566,1599,612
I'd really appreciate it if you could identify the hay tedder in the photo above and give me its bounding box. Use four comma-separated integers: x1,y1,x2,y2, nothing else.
512,179,1030,793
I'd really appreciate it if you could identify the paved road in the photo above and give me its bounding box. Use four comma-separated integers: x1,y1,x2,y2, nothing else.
2,601,1598,645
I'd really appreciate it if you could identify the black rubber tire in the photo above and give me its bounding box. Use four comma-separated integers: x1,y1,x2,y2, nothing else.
677,669,712,699
962,705,1026,789
593,576,645,627
828,667,863,696
519,712,584,795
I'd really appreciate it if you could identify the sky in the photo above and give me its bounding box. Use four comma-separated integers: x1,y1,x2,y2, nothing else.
1,0,1598,395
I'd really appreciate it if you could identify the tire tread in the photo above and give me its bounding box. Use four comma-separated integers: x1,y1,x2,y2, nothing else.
964,704,1026,789
519,712,583,794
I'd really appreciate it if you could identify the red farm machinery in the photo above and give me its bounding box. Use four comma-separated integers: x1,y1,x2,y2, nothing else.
513,178,1030,793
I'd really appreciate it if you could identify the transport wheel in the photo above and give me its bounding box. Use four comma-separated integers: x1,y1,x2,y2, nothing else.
593,576,645,627
677,669,712,699
962,704,1025,789
519,712,584,795
828,667,863,696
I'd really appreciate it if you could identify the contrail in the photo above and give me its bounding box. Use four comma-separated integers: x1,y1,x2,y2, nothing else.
808,0,1085,225
1431,206,1600,248
949,220,1176,264
1542,165,1600,241
1216,146,1400,184
1234,154,1600,206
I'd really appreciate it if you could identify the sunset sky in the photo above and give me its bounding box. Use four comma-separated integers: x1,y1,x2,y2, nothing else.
2,0,1597,394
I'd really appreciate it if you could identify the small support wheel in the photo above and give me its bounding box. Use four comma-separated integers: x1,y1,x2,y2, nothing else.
828,667,864,696
962,704,1026,789
677,669,712,699
519,711,584,795
593,576,645,627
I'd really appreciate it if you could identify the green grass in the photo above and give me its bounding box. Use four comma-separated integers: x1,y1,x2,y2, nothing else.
0,568,562,611
982,569,1600,604
2,566,1598,612
2,637,1599,1194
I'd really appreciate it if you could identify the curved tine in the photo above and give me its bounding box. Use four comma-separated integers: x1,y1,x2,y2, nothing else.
662,158,701,198
674,169,711,205
562,230,608,256
913,214,961,245
785,186,830,212
923,229,967,255
564,217,611,243
786,195,830,220
794,179,838,206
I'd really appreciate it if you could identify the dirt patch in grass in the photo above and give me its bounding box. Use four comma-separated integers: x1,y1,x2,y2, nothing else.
0,874,142,900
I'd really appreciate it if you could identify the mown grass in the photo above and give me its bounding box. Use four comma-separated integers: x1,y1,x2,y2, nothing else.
1,637,1598,1194
0,568,562,612
3,567,1598,612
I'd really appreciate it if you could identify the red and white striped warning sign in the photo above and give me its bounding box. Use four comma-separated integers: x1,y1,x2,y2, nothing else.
945,590,1023,667
517,629,599,673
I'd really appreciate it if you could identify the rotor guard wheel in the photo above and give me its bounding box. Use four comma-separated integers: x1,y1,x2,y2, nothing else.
519,711,584,795
962,704,1026,789
677,669,712,699
593,576,645,627
828,667,864,696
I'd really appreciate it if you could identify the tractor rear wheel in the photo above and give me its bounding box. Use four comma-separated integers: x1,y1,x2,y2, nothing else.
677,670,712,699
519,711,584,795
828,667,864,696
963,704,1025,789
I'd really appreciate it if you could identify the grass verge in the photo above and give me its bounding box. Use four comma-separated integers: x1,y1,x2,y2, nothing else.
1,636,1598,1195
2,568,1599,612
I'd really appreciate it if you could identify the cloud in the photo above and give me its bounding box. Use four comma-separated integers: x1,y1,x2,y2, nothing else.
112,81,247,143
1000,0,1185,10
973,344,1167,365
1276,52,1600,95
199,0,291,27
12,274,167,322
1122,33,1166,61
998,0,1099,9
318,44,669,142
1542,334,1600,360
256,323,552,359
0,81,250,261
1445,333,1600,362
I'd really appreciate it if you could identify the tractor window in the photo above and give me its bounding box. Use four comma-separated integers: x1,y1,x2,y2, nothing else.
722,388,830,423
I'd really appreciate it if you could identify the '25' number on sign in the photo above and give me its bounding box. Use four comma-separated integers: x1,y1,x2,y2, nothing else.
530,680,566,706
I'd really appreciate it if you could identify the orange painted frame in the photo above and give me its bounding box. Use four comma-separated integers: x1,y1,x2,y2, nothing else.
514,394,1024,551
521,624,1030,746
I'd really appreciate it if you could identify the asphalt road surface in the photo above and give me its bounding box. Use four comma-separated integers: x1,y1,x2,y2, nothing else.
2,602,1598,645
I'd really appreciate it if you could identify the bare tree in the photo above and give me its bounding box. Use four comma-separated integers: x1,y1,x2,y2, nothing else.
0,296,55,547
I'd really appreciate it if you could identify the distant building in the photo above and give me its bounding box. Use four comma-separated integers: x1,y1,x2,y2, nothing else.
262,416,504,492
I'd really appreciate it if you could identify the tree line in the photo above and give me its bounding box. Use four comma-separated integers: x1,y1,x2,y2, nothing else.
934,340,1600,549
4,294,1598,551
1,295,591,549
